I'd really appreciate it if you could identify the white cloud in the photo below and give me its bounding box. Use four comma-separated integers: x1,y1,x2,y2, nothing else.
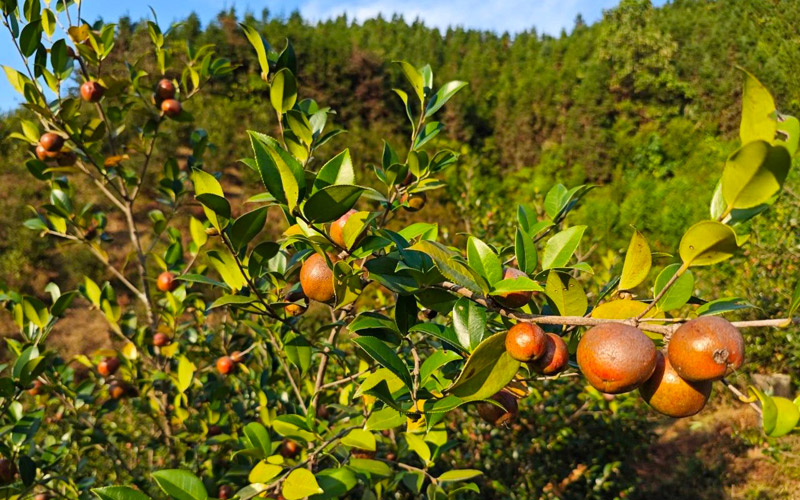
297,0,619,35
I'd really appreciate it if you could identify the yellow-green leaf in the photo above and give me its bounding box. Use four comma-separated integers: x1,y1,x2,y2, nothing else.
722,140,790,210
282,469,322,500
619,229,651,290
739,69,777,145
679,220,739,267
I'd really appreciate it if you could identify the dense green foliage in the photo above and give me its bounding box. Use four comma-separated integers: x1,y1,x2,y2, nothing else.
0,1,799,500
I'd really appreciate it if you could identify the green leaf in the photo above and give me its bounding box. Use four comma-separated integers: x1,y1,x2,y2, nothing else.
177,356,194,393
544,271,588,317
19,19,42,58
466,236,502,286
93,487,152,500
544,184,568,220
341,429,376,451
420,350,462,386
303,184,365,223
152,470,208,500
448,332,520,402
270,68,297,115
249,132,302,211
365,407,406,431
248,461,282,484
739,68,777,145
425,80,467,118
776,115,800,156
768,397,800,437
395,61,424,103
653,264,694,312
750,386,777,435
408,240,482,294
195,194,231,222
414,122,443,150
541,226,586,270
619,229,651,290
282,469,323,500
722,140,791,210
207,250,247,292
313,149,354,193
191,169,226,231
489,277,544,295
189,217,208,248
244,422,272,458
404,432,431,465
696,297,753,316
452,297,487,352
679,220,739,267
240,24,270,78
788,281,800,322
230,206,268,251
515,228,537,275
311,468,357,500
284,331,312,376
437,470,483,483
348,458,393,478
353,336,412,389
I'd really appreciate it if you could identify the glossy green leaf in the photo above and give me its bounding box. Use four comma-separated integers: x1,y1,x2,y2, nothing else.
282,469,323,500
419,350,462,386
270,68,297,115
191,169,226,231
313,149,354,192
515,228,537,275
653,264,694,312
437,469,483,483
722,140,790,209
239,23,270,78
696,297,753,316
341,429,376,451
739,68,777,144
448,332,520,402
348,458,393,478
365,407,406,431
395,61,424,103
404,432,432,465
244,422,272,458
544,271,588,317
284,331,312,376
230,206,267,251
207,250,247,292
769,397,800,437
93,487,152,500
425,80,467,118
452,297,487,352
466,236,502,286
353,336,412,389
248,461,282,484
619,229,651,290
152,470,208,500
679,220,739,267
176,356,194,393
750,386,777,435
408,240,482,294
303,184,365,223
250,132,301,211
542,226,586,270
311,467,357,500
489,276,544,295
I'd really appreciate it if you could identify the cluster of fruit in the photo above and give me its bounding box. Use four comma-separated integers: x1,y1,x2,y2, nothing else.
485,315,744,424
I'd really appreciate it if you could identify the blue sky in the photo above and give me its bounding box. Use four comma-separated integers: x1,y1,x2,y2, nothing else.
0,0,666,110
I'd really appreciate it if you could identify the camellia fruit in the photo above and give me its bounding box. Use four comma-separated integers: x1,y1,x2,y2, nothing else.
80,81,105,102
329,209,358,249
39,132,64,153
0,458,16,484
153,332,170,347
280,440,301,458
401,192,426,212
98,356,121,377
156,78,176,100
157,271,177,292
477,390,519,426
639,351,712,418
300,253,336,303
109,383,126,399
495,267,533,308
161,98,182,117
217,356,235,375
667,316,744,382
505,323,547,362
577,323,657,394
529,332,569,375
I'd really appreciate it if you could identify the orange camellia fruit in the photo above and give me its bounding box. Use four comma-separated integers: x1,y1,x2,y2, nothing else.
80,81,105,102
218,485,234,500
0,458,16,484
109,383,126,399
329,209,358,249
216,356,235,375
505,323,547,362
57,150,78,166
160,98,182,117
477,390,519,426
300,253,336,303
401,191,427,212
495,267,532,308
639,351,712,418
157,271,177,292
39,132,64,153
529,332,569,375
27,379,45,396
156,78,176,100
152,332,170,347
98,356,121,377
577,323,657,394
667,316,744,382
280,440,301,458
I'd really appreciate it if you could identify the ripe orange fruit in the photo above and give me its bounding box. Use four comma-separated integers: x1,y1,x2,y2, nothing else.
156,79,176,100
109,383,126,399
218,485,234,500
529,332,569,375
577,323,657,394
35,494,49,500
639,351,712,418
300,253,336,303
153,332,170,347
161,98,182,117
0,458,16,484
217,356,234,375
495,267,533,308
157,271,177,292
98,357,120,377
505,323,547,362
280,440,301,458
329,209,358,248
57,151,78,166
667,316,744,382
401,192,427,212
39,132,64,152
477,390,519,426
80,81,105,102
27,379,44,396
